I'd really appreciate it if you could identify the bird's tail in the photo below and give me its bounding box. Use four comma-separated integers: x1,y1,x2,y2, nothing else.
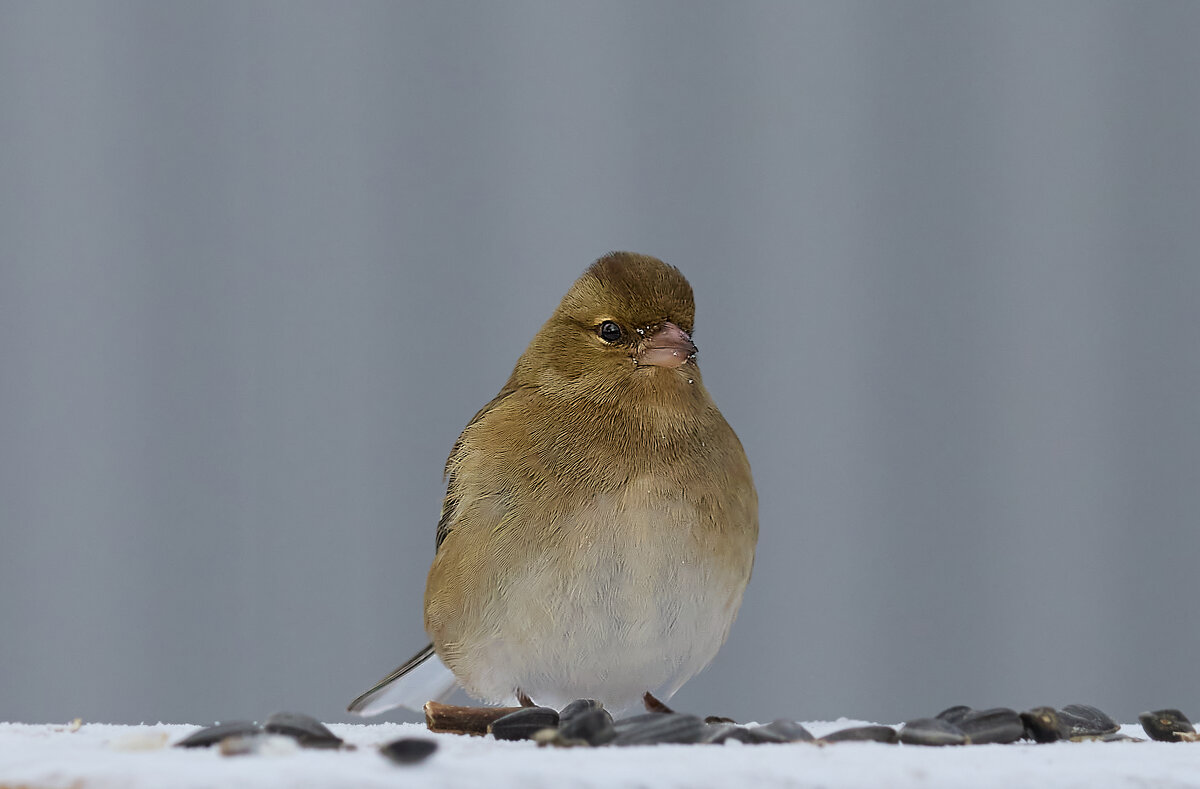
347,643,459,716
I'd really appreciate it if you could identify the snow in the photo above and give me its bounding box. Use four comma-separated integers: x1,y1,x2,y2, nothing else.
3,719,1200,789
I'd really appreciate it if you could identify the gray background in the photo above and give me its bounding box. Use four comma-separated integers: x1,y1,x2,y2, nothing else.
2,1,1197,726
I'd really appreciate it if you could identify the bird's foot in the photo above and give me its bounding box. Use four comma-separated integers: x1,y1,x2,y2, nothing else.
642,691,675,714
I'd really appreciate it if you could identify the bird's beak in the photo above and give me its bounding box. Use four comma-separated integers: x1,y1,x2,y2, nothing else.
636,322,697,368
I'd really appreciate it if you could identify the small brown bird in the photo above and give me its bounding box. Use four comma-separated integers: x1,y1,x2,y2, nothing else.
348,252,757,715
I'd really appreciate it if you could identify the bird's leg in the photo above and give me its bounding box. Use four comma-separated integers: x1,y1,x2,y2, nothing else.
517,689,536,708
642,691,675,714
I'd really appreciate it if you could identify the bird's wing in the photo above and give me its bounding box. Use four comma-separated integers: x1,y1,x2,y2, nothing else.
435,383,520,551
346,642,458,716
350,384,525,716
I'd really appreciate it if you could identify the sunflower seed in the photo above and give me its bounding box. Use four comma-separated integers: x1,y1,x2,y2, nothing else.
613,712,669,733
1139,709,1196,742
612,713,705,745
1060,704,1119,739
175,721,262,748
898,717,967,746
263,712,344,749
380,737,438,765
558,707,616,746
818,725,898,744
559,699,603,726
958,708,1024,745
1021,707,1067,743
747,719,814,743
935,705,972,725
488,706,560,741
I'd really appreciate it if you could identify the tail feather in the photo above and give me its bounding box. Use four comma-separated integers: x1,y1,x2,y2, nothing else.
347,643,459,716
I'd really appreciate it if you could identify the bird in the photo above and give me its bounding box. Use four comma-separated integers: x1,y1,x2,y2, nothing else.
348,251,758,716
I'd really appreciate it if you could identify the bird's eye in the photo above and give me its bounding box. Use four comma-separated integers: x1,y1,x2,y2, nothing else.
597,321,623,343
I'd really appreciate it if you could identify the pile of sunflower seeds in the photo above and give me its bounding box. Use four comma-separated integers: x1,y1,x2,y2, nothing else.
486,701,1198,748
169,704,1197,767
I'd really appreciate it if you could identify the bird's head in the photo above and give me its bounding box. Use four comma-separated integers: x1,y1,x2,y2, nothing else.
515,252,702,405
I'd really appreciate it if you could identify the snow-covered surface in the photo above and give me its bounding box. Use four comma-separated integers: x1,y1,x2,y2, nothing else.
3,720,1200,789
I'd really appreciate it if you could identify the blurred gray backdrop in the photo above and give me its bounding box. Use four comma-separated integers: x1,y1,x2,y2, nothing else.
1,1,1198,726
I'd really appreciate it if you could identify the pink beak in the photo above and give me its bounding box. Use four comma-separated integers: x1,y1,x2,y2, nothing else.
636,322,697,368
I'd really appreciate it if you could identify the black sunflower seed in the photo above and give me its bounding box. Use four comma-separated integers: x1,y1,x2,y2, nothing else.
558,699,603,726
818,725,898,744
263,711,344,749
488,706,560,741
747,719,814,743
613,712,669,732
898,717,967,746
1060,704,1119,739
935,706,972,726
611,713,705,745
958,708,1024,745
380,737,438,765
1138,709,1196,742
1021,707,1067,743
175,720,262,748
558,707,616,746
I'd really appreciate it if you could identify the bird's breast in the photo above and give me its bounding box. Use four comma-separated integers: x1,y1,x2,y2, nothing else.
443,474,755,710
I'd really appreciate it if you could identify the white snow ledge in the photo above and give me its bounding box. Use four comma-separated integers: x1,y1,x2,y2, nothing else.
2,721,1198,789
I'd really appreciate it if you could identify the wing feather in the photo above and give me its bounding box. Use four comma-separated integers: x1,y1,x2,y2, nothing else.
435,383,520,551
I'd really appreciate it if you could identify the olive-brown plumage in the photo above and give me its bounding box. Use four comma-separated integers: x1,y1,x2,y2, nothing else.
349,252,757,715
